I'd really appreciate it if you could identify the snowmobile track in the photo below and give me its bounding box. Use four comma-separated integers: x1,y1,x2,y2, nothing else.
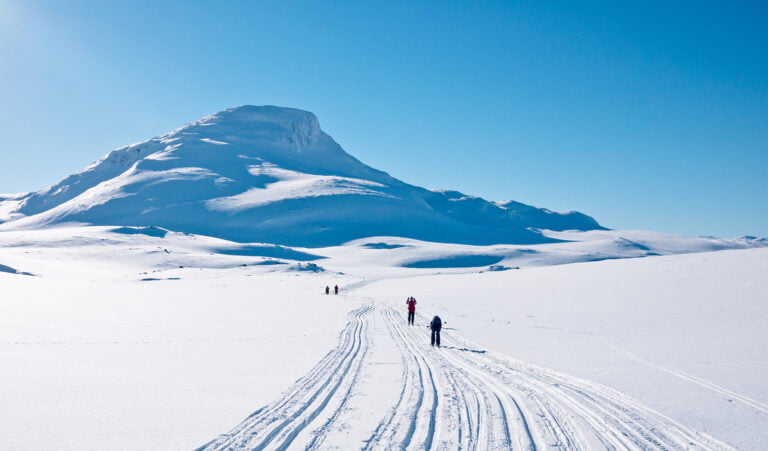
199,302,734,450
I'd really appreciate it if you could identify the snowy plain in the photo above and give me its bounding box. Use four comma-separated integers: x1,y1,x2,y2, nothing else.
1,226,766,449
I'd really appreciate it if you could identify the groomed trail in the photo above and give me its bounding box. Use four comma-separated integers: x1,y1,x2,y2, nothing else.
199,298,732,450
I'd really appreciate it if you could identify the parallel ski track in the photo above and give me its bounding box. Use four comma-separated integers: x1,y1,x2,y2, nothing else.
364,307,440,449
199,305,372,451
200,301,734,450
368,305,537,451
606,342,768,414
368,304,732,450
427,308,735,451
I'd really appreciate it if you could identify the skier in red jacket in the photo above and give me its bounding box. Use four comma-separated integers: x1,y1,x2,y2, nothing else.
406,296,417,325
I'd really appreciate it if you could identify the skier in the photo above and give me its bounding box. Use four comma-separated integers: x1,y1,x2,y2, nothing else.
334,285,339,295
325,286,330,295
406,296,417,325
430,315,442,347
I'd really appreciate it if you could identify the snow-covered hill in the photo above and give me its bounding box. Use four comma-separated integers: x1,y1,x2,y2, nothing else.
0,105,602,246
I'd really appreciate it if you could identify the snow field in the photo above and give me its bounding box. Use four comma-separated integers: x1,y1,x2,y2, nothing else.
1,226,766,449
0,254,357,449
357,247,768,448
201,299,731,450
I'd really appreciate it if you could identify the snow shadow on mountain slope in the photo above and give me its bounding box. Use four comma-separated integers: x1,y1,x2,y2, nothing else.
111,226,168,238
403,254,504,268
215,244,323,261
0,264,35,276
361,242,409,249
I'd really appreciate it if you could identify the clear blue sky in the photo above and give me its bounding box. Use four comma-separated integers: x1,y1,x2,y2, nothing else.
1,0,766,237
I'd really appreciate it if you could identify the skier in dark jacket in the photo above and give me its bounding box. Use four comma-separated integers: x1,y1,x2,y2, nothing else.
325,286,330,295
334,285,339,295
406,297,417,325
430,315,442,347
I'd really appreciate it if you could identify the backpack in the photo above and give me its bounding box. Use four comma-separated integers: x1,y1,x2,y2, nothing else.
432,316,442,329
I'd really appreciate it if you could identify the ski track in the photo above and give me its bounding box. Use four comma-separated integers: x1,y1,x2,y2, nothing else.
605,342,768,414
199,305,373,450
199,301,735,450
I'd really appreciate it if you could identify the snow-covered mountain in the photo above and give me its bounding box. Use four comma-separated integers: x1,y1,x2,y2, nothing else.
0,105,602,246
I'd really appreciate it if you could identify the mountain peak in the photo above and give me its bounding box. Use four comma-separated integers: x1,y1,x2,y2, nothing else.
176,105,323,150
221,104,318,121
214,105,320,133
2,106,604,246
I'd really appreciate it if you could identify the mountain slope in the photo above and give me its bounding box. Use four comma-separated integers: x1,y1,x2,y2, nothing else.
1,105,603,246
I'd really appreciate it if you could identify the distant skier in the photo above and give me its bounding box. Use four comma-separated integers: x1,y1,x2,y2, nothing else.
325,286,330,295
334,285,339,295
406,297,417,325
430,315,442,347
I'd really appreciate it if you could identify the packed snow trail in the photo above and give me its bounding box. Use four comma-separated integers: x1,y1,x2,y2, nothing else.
199,302,732,450
198,305,372,450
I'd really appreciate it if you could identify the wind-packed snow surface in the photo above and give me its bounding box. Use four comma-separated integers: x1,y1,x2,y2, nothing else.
1,226,766,449
0,105,601,246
